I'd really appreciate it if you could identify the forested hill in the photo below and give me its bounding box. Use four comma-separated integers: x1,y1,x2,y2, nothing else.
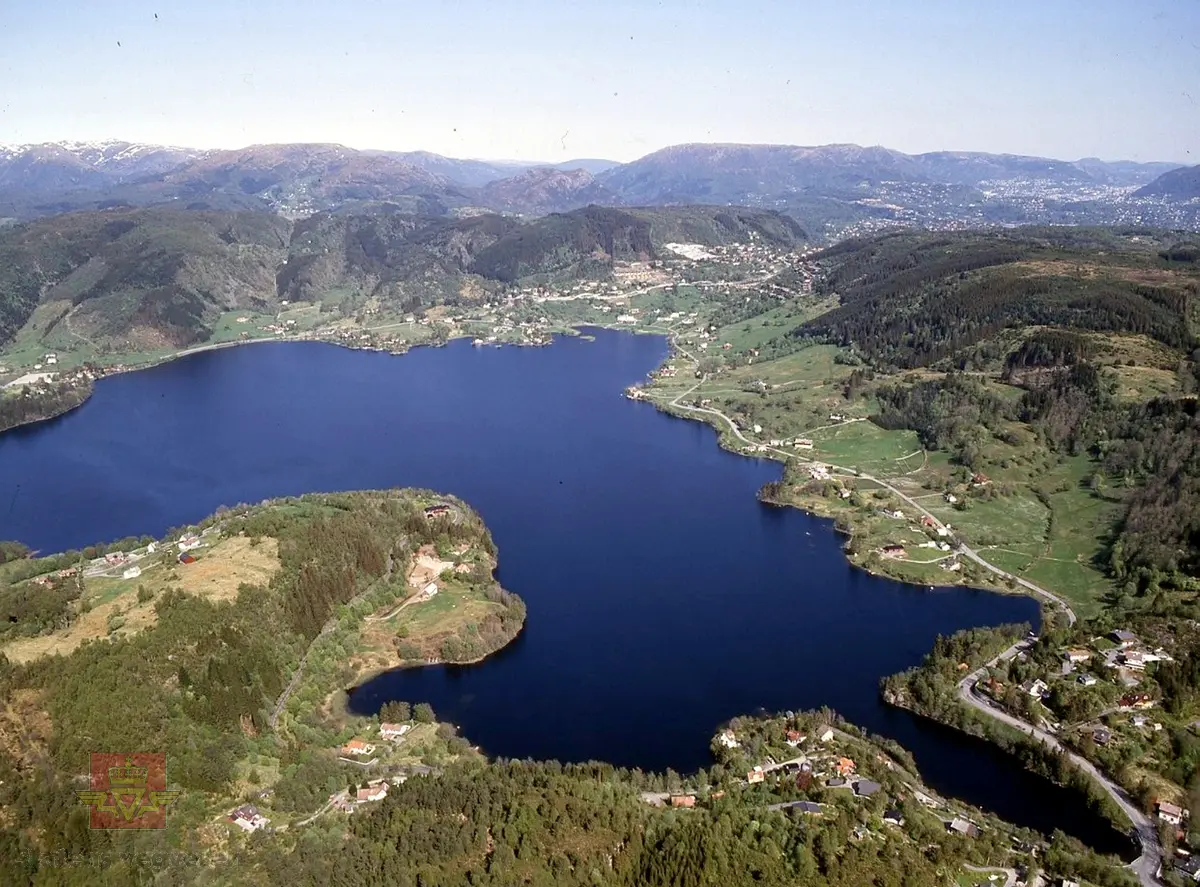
783,226,1200,595
796,227,1200,369
0,204,805,355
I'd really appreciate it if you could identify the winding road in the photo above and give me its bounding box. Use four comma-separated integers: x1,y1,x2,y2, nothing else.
956,642,1162,886
656,331,1160,884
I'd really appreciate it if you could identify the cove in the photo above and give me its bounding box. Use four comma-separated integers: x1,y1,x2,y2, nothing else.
0,330,1127,853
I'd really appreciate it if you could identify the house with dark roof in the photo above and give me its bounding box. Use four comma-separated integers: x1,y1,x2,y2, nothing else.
854,780,882,797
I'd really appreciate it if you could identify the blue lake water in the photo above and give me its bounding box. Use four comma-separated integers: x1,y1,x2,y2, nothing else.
0,330,1127,853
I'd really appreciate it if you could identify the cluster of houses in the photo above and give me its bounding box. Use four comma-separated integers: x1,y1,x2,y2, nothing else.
338,721,414,763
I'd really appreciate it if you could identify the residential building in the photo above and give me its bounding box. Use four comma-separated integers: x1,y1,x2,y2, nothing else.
1077,673,1098,687
1091,727,1112,746
356,782,388,803
1064,649,1091,664
340,739,376,757
1175,854,1200,882
1158,801,1185,826
1022,679,1050,698
883,808,905,826
747,767,765,784
834,757,856,777
1110,629,1138,647
816,725,835,743
792,801,823,815
669,794,696,808
1122,650,1148,670
854,780,881,797
717,729,740,749
948,818,979,838
229,804,270,832
380,723,411,741
785,729,804,747
122,565,142,580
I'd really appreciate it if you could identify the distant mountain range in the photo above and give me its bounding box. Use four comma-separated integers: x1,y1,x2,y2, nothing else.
0,139,1193,233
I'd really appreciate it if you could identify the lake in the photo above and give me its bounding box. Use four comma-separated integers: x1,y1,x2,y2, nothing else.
0,330,1128,853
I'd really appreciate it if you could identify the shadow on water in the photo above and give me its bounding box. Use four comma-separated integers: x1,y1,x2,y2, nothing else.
0,330,1131,855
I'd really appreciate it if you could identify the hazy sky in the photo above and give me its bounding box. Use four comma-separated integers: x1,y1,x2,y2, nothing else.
3,0,1198,163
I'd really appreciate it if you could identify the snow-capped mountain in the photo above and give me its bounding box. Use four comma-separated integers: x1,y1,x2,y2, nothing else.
0,140,199,191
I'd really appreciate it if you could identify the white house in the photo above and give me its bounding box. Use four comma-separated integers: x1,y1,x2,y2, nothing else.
229,804,270,832
1024,679,1050,698
717,730,740,749
1158,801,1185,826
423,582,439,597
356,782,389,804
380,723,411,741
122,565,142,580
816,726,835,743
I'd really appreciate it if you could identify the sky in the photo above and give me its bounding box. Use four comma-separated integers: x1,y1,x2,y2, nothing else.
2,0,1198,163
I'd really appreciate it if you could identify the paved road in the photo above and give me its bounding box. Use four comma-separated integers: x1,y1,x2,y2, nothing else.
958,645,1162,886
662,343,1076,625
658,333,1161,883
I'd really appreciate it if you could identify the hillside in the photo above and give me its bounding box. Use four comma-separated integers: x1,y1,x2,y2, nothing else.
795,227,1199,367
1134,164,1200,200
0,492,1127,885
478,166,620,214
0,204,805,365
0,207,290,354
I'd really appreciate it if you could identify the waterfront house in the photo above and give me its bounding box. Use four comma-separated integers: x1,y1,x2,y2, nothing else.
669,794,696,808
717,729,740,749
380,723,411,741
424,504,452,519
1158,800,1185,826
880,544,906,559
785,729,804,747
229,804,270,832
816,725,835,743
